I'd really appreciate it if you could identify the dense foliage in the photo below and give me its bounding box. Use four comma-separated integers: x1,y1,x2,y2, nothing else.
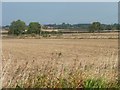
9,20,26,35
3,19,120,36
27,22,41,34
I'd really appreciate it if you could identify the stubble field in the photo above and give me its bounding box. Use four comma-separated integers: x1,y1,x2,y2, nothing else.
2,38,118,88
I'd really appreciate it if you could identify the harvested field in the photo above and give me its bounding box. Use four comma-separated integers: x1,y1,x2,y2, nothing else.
62,32,118,39
2,32,118,39
2,38,118,88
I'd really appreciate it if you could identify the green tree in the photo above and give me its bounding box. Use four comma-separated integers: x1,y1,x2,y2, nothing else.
106,25,112,30
9,20,26,35
89,22,102,33
28,22,41,35
118,24,120,30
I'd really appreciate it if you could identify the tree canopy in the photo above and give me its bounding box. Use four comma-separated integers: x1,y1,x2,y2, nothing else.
89,22,102,33
7,19,120,36
9,20,26,35
28,22,41,34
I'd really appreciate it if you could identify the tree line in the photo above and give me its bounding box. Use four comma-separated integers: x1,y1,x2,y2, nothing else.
4,19,120,36
46,22,120,31
8,20,41,36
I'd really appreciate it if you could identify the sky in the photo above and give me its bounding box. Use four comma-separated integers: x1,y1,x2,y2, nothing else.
1,0,119,2
2,2,118,25
0,3,2,26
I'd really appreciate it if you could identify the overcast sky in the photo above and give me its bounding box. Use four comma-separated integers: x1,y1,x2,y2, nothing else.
2,2,118,25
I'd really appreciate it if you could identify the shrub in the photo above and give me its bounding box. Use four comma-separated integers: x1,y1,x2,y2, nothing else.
83,78,106,88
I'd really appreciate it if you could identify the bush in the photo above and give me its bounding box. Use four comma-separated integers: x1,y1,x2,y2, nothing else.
84,78,106,88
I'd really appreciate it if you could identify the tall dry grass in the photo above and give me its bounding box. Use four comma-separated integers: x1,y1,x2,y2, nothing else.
2,50,118,88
